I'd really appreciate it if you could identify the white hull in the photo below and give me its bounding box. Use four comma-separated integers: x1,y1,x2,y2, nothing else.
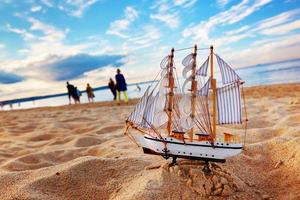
132,133,243,162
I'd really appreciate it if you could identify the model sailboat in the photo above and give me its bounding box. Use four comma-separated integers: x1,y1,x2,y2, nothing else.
125,45,247,169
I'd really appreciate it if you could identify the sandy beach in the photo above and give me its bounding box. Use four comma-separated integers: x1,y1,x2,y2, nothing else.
0,83,299,200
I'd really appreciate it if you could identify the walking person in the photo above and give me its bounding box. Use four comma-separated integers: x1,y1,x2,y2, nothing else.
74,87,81,104
108,78,117,100
66,81,76,104
86,83,95,103
115,69,128,104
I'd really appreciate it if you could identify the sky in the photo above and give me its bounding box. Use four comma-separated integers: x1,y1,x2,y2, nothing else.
0,0,300,100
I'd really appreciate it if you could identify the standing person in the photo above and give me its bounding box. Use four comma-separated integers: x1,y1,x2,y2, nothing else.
66,81,76,104
115,68,128,104
86,83,95,103
74,87,81,104
108,78,117,100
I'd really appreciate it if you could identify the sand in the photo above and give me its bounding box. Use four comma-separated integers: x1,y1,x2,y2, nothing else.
0,83,299,200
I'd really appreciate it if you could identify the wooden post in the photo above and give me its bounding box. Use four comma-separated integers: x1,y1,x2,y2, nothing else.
188,45,197,142
210,46,217,142
167,48,175,136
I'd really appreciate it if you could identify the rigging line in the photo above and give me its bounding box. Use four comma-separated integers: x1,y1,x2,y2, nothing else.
196,78,213,134
197,47,210,51
149,69,164,92
194,104,208,133
196,97,210,133
199,96,212,134
172,98,181,130
193,109,206,132
142,116,163,139
205,98,213,134
174,46,210,52
174,46,193,52
199,93,212,132
174,68,182,93
126,128,140,147
195,100,210,133
195,76,212,132
194,117,206,134
241,84,248,147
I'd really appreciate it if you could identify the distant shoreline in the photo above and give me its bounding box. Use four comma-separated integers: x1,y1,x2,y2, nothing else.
0,80,154,106
1,82,299,112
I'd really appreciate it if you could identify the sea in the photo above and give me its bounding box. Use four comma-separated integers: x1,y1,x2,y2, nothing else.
1,60,299,111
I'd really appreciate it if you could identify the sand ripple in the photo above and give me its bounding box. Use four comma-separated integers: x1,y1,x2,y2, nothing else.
0,83,299,199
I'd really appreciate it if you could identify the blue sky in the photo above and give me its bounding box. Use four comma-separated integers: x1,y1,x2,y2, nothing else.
0,0,300,100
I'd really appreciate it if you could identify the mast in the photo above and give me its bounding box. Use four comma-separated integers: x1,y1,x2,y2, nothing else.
188,45,197,141
210,46,217,142
167,48,175,136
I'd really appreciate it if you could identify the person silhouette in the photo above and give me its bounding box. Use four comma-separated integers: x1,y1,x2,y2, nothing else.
108,78,117,100
86,83,95,102
115,69,128,104
66,81,76,104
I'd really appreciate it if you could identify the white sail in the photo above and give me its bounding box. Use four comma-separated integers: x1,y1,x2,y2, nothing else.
153,111,168,128
198,78,210,96
182,65,192,79
215,54,241,85
161,68,168,77
160,55,170,69
139,91,168,129
182,75,192,92
196,56,209,76
161,76,168,85
182,53,194,67
140,95,156,128
182,53,194,79
155,94,166,111
127,87,150,125
217,81,242,124
180,115,195,131
179,94,191,116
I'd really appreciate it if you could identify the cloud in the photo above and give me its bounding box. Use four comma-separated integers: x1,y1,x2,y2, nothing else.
106,6,139,38
27,17,67,42
257,8,300,29
150,12,180,29
226,25,250,35
150,0,198,29
182,0,272,44
0,44,5,49
65,0,99,17
0,70,24,84
40,0,98,17
17,49,30,55
45,54,126,81
150,1,180,29
173,0,197,8
31,5,42,12
6,23,36,41
124,25,161,50
2,17,102,83
7,17,67,43
5,17,88,64
213,8,300,48
41,0,53,7
221,34,300,68
217,0,230,8
261,19,300,35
